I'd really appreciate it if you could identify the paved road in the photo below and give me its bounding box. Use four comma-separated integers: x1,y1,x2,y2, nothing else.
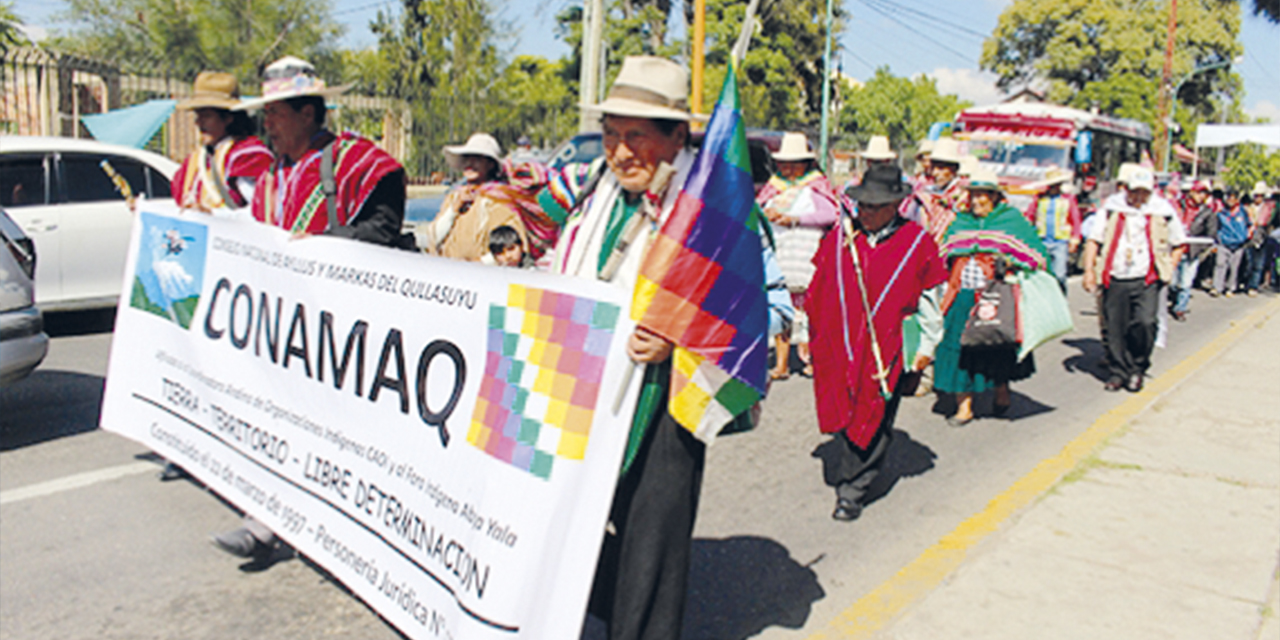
1,287,1274,639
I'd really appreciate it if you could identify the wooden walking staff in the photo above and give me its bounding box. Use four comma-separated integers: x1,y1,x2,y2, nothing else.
842,218,893,400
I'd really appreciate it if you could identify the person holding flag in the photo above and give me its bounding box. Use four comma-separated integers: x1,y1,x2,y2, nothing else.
808,165,947,520
543,56,767,640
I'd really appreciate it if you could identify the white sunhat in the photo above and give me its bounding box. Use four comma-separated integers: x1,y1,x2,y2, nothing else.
967,165,1003,192
930,138,964,165
1252,181,1272,197
773,132,816,162
1127,167,1156,192
915,139,934,158
861,135,896,160
443,133,503,166
958,156,980,177
233,56,350,111
584,56,698,122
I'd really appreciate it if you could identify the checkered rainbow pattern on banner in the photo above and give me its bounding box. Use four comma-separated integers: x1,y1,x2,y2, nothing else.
466,284,621,480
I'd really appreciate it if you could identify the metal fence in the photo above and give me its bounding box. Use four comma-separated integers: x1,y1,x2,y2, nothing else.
2,47,411,167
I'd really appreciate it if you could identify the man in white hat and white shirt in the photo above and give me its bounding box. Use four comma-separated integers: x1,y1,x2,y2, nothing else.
1083,165,1187,393
211,55,406,564
421,132,531,261
233,55,406,244
540,55,706,640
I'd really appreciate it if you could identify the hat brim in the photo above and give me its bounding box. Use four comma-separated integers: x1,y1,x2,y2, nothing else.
773,152,815,162
967,180,1003,192
582,97,708,122
232,84,351,112
443,145,502,168
846,183,910,205
177,95,241,111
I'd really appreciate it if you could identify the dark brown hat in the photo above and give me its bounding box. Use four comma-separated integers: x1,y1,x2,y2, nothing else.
846,165,911,205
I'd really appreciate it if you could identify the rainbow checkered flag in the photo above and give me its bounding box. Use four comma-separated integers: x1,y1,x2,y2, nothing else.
632,64,768,442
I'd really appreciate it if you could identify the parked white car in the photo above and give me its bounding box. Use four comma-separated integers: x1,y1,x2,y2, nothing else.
1,208,48,384
0,136,180,311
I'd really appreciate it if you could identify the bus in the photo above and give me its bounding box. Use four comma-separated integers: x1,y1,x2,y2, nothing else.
951,100,1152,210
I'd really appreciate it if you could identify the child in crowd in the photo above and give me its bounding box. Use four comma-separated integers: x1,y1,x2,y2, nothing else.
489,225,531,267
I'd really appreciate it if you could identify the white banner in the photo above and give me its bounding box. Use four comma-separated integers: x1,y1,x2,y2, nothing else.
101,205,640,639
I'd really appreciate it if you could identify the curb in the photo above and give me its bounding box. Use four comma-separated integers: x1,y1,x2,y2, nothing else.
806,297,1280,640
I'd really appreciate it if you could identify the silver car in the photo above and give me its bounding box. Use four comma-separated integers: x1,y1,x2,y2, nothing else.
0,208,49,385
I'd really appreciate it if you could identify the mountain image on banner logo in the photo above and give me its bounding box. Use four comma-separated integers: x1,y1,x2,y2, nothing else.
130,212,209,329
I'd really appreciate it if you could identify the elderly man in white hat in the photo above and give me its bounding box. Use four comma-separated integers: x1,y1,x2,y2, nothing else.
211,56,407,566
901,137,967,243
420,133,531,261
1083,165,1187,392
538,55,708,640
1024,168,1082,290
232,56,405,244
756,131,840,379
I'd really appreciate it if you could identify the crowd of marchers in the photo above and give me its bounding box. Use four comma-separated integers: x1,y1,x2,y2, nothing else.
156,53,1278,640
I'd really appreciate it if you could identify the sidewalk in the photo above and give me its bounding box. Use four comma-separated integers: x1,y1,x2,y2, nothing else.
873,302,1280,640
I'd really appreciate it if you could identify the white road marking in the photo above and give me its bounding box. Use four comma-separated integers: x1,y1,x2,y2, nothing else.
0,461,157,505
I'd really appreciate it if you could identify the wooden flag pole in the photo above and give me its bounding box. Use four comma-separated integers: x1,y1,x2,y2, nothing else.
691,0,705,117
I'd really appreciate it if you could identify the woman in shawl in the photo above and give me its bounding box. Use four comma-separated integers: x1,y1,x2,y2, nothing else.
422,133,556,263
935,167,1049,426
757,132,841,379
172,71,273,218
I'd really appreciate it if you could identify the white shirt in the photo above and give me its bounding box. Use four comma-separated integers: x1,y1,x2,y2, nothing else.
1088,192,1187,280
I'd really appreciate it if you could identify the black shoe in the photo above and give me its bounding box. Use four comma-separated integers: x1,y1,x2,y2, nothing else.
158,462,189,482
832,499,862,521
992,401,1011,417
1127,374,1144,393
212,527,270,560
1104,378,1124,392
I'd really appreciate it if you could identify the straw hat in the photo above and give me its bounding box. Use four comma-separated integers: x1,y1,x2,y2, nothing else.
444,133,503,166
958,156,980,177
967,166,1003,192
915,139,934,158
178,72,241,111
861,135,896,160
930,138,963,165
233,56,350,112
773,132,816,162
585,56,696,122
1252,181,1272,197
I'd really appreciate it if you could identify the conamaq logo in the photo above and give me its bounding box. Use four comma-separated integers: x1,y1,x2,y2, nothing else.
201,277,466,447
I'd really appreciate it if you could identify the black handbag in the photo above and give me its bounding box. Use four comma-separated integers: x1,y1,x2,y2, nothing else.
960,278,1022,349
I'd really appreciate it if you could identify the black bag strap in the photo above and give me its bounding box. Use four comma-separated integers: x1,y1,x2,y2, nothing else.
320,140,339,232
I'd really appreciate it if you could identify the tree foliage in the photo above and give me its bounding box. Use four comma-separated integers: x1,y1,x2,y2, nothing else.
46,0,343,82
1,2,27,54
837,66,971,156
981,0,1242,148
1225,144,1280,190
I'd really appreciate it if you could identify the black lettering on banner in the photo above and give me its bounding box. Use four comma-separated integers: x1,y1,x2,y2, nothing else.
283,303,313,378
370,329,409,413
204,278,231,339
416,340,465,448
256,292,282,363
229,284,253,349
319,312,368,397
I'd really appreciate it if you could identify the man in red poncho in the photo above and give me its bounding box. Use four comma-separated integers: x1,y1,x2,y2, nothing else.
808,165,948,521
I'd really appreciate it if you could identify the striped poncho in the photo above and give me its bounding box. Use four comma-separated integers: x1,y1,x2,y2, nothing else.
939,202,1049,312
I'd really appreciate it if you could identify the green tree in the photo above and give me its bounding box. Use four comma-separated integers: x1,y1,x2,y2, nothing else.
2,2,28,54
45,0,343,82
1224,143,1280,191
371,0,503,175
693,0,845,130
981,0,1241,152
489,55,577,150
836,66,971,157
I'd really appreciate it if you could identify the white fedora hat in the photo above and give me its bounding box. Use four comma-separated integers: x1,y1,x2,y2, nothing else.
444,133,503,165
772,132,816,162
584,56,697,122
958,156,980,177
233,56,350,111
915,138,934,158
967,166,1003,192
930,138,964,165
861,135,896,160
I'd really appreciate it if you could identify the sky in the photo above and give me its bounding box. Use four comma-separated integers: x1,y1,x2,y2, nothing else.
11,0,1280,120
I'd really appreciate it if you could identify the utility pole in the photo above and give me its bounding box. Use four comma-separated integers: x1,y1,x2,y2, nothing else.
579,0,605,132
818,0,835,171
1155,0,1177,172
691,0,705,117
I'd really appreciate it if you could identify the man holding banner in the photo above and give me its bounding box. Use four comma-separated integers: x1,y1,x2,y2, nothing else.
544,56,768,640
211,55,407,563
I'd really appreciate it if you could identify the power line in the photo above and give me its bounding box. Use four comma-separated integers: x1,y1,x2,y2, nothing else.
861,0,989,42
852,0,976,65
333,0,394,17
